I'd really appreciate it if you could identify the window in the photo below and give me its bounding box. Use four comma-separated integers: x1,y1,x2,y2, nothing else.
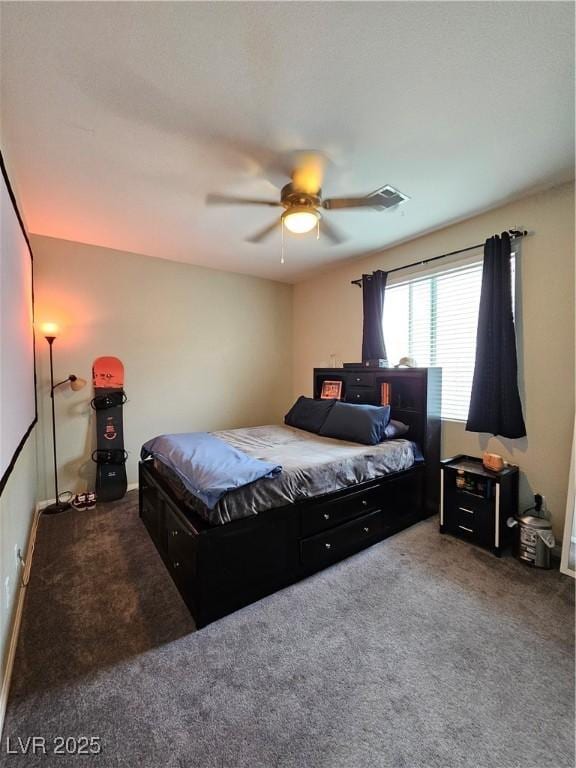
383,257,514,421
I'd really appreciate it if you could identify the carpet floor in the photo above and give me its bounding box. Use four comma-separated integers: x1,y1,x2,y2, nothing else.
1,491,574,768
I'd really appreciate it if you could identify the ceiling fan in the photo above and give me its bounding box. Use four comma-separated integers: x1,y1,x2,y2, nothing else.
206,152,409,245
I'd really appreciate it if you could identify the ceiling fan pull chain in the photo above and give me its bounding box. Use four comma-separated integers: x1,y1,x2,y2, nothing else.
316,218,320,240
281,218,285,264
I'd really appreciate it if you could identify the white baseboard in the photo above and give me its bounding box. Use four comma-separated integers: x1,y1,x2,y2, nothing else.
36,497,56,511
0,504,41,738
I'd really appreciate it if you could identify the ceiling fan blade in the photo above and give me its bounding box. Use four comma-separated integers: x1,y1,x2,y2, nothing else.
322,196,388,210
320,218,346,245
206,194,281,207
245,219,280,243
291,151,327,195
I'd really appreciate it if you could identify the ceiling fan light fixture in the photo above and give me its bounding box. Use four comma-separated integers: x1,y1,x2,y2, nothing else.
282,208,319,234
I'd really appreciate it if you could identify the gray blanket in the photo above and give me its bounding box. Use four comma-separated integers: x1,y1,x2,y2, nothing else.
153,424,416,526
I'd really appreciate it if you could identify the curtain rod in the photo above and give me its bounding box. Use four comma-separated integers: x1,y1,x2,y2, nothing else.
350,229,530,287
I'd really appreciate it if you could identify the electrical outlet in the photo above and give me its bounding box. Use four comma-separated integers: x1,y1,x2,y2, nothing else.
533,493,548,517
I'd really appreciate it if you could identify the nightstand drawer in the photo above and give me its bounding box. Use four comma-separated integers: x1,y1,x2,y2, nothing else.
444,503,491,545
447,518,480,542
446,487,493,515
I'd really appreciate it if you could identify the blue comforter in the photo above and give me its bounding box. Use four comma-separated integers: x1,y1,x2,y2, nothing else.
140,432,282,509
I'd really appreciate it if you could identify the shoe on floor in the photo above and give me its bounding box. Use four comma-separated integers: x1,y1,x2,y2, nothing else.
85,492,97,510
72,493,88,511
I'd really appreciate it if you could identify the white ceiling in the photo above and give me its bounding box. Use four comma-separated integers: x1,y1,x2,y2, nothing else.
1,2,574,282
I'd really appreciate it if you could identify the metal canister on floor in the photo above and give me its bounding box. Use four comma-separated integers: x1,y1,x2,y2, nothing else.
515,515,555,568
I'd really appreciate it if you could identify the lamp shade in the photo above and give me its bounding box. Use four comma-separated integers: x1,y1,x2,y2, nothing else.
70,376,87,392
41,322,59,337
283,209,319,234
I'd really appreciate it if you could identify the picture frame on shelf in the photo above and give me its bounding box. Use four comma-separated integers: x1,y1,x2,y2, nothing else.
320,380,343,400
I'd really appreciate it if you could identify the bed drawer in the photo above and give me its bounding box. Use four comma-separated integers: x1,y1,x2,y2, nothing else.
164,504,198,588
301,483,382,537
141,482,162,542
300,508,387,569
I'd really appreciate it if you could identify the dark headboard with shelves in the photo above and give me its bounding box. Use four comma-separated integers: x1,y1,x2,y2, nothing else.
313,367,442,514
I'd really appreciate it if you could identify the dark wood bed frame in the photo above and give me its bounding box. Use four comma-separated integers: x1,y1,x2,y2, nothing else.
139,367,441,628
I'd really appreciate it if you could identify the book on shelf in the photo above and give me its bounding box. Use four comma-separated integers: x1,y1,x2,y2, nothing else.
380,382,391,406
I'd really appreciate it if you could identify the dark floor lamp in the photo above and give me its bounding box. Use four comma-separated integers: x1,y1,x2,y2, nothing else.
42,323,87,515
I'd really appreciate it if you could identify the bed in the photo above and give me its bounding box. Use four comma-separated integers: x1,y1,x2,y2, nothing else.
151,424,419,524
139,367,441,628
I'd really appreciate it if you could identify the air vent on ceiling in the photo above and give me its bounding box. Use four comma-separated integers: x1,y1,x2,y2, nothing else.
369,185,410,209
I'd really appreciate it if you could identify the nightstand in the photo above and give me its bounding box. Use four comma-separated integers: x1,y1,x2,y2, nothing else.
440,455,519,556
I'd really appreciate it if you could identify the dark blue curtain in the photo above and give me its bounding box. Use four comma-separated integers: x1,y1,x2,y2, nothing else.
466,232,526,438
361,270,388,363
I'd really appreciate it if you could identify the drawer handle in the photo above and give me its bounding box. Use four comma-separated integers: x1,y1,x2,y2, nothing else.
171,530,179,536
325,543,331,550
459,507,474,514
356,377,361,382
323,513,330,520
361,499,368,506
458,525,474,533
355,394,361,399
363,527,369,533
173,561,180,568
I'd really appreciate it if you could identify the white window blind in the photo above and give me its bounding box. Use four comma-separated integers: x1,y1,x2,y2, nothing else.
383,257,516,422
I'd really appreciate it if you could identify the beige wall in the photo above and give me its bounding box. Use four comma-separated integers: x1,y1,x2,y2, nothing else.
32,236,293,501
0,143,38,727
293,183,575,539
0,438,36,723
